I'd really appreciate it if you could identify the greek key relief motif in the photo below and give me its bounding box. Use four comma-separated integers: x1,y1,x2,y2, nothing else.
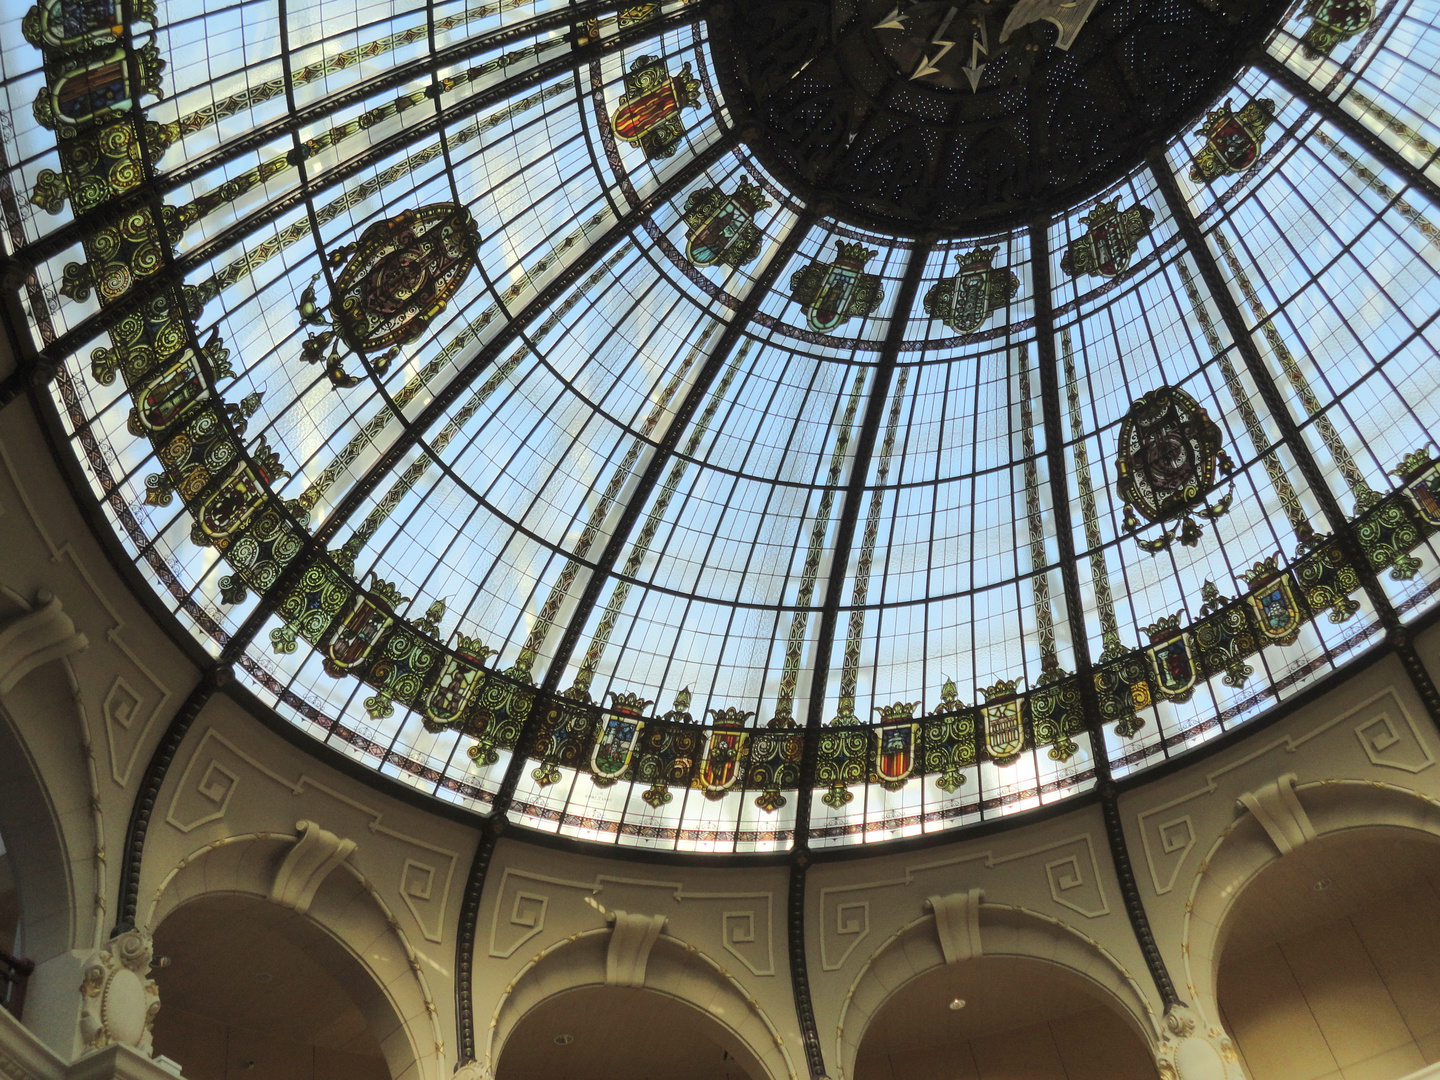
164,728,457,942
486,867,775,976
1137,687,1432,895
1354,707,1434,773
818,834,1110,972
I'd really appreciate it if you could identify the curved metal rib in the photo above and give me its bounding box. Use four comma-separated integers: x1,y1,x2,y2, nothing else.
537,207,820,694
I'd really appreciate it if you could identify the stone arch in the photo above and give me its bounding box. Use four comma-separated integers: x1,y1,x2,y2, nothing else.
145,832,441,1080
1183,779,1440,1027
0,685,75,966
835,901,1158,1080
0,580,94,966
486,927,798,1080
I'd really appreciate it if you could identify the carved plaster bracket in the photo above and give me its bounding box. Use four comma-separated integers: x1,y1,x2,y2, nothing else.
927,888,984,965
79,928,159,1055
270,820,357,915
605,910,667,988
1236,773,1316,856
0,589,88,695
1155,1005,1245,1080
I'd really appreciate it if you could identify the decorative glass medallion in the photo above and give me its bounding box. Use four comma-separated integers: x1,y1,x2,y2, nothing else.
1116,386,1235,553
298,203,479,388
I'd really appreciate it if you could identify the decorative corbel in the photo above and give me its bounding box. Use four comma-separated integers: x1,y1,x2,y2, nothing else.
0,589,88,694
605,910,667,987
79,928,160,1054
1236,773,1315,856
1155,1004,1244,1080
927,888,984,965
270,819,356,915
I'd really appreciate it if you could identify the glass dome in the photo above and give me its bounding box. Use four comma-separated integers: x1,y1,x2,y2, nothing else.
3,0,1438,852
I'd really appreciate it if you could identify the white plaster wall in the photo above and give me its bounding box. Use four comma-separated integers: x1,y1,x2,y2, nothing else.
1117,653,1440,1040
140,691,480,1080
0,396,199,1054
474,836,800,1079
803,801,1160,1080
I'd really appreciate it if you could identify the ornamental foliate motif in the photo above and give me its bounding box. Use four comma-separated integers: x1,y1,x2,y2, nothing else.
298,203,480,388
789,240,885,333
922,247,1019,333
1116,385,1235,553
682,179,771,268
611,55,701,160
1190,98,1276,185
1060,199,1154,279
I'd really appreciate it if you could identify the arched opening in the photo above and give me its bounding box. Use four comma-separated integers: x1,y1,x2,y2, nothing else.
0,652,75,1019
1216,827,1440,1080
853,956,1158,1079
151,895,402,1080
0,828,24,1016
495,985,764,1080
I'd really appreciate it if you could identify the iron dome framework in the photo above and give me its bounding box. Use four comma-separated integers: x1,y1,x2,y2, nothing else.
1,0,1440,856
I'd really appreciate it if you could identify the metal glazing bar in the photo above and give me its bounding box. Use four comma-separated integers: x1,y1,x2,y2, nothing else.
1148,151,1440,726
1030,219,1183,1011
537,205,819,694
312,131,738,550
1255,51,1440,211
25,5,707,367
7,0,667,272
793,239,932,838
789,859,825,1078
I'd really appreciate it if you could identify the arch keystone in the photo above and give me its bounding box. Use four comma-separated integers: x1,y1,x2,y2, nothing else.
1235,773,1315,855
605,910,667,987
270,819,356,915
926,888,984,964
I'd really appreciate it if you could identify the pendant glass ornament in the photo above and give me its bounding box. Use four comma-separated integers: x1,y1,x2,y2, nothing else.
1115,386,1236,553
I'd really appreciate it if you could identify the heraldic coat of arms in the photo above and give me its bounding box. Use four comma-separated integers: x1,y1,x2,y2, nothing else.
1116,385,1236,553
611,55,702,160
683,179,771,268
922,247,1020,333
1060,199,1154,279
1299,0,1373,58
790,240,886,333
297,203,479,388
1190,98,1276,185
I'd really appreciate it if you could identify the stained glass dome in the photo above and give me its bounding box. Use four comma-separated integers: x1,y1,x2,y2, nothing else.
3,0,1439,853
